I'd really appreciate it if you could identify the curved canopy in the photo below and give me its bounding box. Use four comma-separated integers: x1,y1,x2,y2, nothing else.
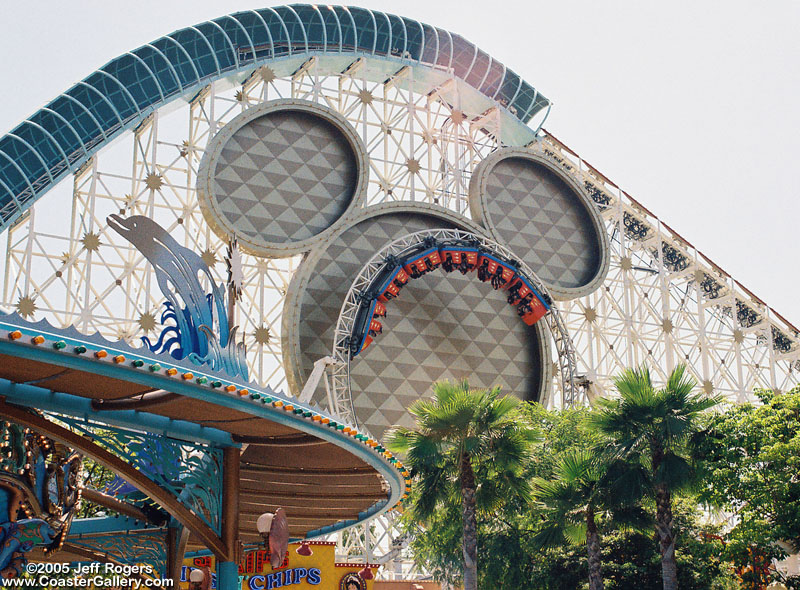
0,312,408,541
0,4,549,235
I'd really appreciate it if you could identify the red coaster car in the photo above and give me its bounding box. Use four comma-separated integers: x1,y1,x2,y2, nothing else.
368,318,383,336
373,301,387,318
518,293,548,326
402,248,442,278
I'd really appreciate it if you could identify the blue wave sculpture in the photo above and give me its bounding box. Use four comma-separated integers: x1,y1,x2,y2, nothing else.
107,215,248,380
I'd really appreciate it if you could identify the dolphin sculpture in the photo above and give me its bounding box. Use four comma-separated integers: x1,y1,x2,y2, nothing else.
107,215,247,379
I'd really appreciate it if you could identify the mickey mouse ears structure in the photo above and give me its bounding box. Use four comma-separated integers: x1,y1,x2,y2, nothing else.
0,5,610,443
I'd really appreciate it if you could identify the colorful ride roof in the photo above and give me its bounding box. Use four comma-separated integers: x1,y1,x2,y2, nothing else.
0,312,408,543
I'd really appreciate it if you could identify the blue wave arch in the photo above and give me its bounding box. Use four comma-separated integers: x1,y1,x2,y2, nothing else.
0,4,550,235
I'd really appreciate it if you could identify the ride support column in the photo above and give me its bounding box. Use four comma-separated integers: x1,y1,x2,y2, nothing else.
218,446,241,590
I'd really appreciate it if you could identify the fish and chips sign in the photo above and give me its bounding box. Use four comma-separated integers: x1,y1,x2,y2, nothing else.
180,542,374,590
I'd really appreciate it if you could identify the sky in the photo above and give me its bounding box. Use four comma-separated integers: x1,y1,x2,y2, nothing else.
0,0,798,324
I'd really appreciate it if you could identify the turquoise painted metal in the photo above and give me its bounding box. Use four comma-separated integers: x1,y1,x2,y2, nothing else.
216,560,239,590
56,416,224,537
0,379,236,447
68,516,155,536
0,312,410,523
67,530,167,578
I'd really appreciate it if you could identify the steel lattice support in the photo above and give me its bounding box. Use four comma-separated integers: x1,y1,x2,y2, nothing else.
0,61,494,397
531,135,800,403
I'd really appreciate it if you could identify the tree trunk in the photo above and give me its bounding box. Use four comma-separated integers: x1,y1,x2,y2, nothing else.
586,506,604,590
460,451,478,590
655,483,678,590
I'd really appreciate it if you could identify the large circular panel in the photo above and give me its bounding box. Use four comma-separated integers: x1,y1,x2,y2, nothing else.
198,99,368,257
469,148,610,300
283,203,551,439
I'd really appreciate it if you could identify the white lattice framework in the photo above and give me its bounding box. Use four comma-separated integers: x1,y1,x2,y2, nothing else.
532,135,800,405
0,60,500,395
1,58,798,576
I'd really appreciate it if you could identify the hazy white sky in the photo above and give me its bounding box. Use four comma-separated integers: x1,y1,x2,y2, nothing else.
0,1,798,323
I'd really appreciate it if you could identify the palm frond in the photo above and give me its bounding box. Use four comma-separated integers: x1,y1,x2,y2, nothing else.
563,522,588,546
600,458,650,505
665,363,696,398
531,522,569,550
612,365,654,401
431,378,471,407
654,450,692,488
485,393,520,423
557,450,594,483
403,440,448,477
609,505,652,532
414,466,457,519
385,426,415,453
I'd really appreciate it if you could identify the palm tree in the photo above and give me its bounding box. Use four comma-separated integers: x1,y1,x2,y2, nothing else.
588,364,720,590
386,379,537,590
533,450,648,590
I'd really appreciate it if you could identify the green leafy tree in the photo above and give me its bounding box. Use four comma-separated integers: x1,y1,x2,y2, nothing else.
404,402,593,589
400,498,466,588
77,457,119,518
600,495,736,590
588,364,720,590
533,450,649,590
694,386,800,589
529,497,735,590
387,379,537,590
403,403,736,589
